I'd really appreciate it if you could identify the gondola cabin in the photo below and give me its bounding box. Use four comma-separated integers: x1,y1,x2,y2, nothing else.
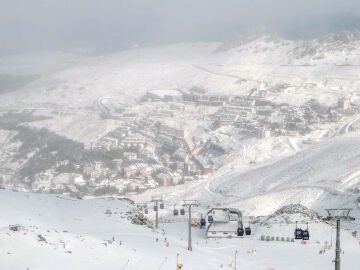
200,218,206,227
302,230,309,240
294,228,303,239
237,227,244,236
208,215,214,223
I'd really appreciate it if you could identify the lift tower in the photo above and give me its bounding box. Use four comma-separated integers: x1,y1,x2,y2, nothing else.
151,196,163,229
324,208,355,270
183,200,199,251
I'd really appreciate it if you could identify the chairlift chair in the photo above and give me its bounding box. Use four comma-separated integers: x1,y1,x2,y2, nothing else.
180,208,185,215
144,208,148,214
153,205,158,211
159,202,164,209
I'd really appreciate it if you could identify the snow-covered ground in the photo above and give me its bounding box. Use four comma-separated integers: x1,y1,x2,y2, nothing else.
1,31,360,109
0,32,358,158
1,31,359,152
1,31,360,269
0,190,359,270
130,132,360,218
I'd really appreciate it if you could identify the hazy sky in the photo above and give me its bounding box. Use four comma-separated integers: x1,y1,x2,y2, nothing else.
1,0,360,54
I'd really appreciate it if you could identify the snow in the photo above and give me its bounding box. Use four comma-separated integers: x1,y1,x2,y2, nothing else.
0,190,359,270
1,32,360,269
0,33,359,148
1,33,359,111
204,133,360,215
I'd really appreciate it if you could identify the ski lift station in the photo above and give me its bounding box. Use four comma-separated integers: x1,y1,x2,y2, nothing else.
206,208,250,238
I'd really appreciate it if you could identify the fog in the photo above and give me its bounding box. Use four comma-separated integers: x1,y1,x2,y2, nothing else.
1,0,360,54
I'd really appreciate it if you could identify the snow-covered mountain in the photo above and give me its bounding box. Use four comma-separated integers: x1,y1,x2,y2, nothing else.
1,30,359,109
1,31,360,269
208,133,360,215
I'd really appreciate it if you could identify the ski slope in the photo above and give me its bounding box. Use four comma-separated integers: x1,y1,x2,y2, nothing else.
0,190,359,270
204,133,360,214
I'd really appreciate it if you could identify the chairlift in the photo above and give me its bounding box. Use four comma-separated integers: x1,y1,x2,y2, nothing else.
153,205,158,211
180,208,185,215
144,208,148,214
208,215,213,223
237,227,244,236
245,226,251,236
159,202,164,209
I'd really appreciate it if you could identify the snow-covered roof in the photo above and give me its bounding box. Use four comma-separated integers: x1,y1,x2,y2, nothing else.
147,90,182,98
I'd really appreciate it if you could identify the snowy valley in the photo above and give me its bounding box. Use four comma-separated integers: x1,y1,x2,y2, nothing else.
0,31,360,269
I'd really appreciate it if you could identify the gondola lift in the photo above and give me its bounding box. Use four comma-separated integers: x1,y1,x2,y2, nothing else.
237,227,244,236
245,224,251,236
208,215,213,223
200,217,206,227
294,221,303,240
302,223,310,240
173,204,179,216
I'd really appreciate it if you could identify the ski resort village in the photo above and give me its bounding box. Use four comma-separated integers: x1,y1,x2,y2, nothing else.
1,87,360,196
0,30,360,269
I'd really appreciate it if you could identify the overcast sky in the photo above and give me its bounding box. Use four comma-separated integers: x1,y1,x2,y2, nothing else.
1,0,360,54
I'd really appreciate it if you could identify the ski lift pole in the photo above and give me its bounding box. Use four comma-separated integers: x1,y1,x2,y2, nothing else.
335,218,341,270
183,200,199,251
188,205,191,250
151,196,163,229
234,250,238,269
155,201,159,229
325,208,355,270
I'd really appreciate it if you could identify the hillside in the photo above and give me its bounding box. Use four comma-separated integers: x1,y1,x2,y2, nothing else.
0,32,359,208
0,190,359,270
0,32,360,268
0,31,359,111
209,133,360,209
